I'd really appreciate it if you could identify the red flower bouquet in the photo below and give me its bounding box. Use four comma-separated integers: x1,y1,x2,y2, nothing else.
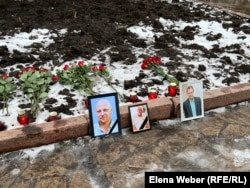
141,56,179,86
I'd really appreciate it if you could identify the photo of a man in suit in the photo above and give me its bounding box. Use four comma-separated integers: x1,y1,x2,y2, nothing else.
183,85,202,118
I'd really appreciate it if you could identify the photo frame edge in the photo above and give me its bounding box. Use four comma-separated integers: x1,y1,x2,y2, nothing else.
88,92,122,138
179,80,204,122
128,103,152,133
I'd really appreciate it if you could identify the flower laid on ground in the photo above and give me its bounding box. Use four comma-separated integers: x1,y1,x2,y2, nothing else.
91,63,125,102
56,60,97,96
57,60,125,102
0,73,17,115
51,74,59,82
141,56,179,86
19,66,54,118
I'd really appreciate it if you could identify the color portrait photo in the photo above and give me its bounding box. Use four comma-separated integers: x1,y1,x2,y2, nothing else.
88,93,122,138
180,80,204,122
129,103,151,133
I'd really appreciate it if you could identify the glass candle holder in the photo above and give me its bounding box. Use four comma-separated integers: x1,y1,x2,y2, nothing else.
0,121,4,127
148,89,158,100
47,111,61,122
0,121,7,131
83,98,89,108
17,110,29,125
129,92,139,103
168,83,178,97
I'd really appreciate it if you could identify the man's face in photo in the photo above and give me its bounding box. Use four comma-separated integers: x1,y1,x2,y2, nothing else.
96,101,112,124
137,106,143,117
187,88,194,100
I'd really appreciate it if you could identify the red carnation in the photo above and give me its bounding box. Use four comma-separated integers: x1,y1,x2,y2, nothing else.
22,66,36,73
63,64,70,70
99,64,105,71
51,75,59,81
91,65,98,71
1,74,8,79
77,60,84,66
141,55,179,86
40,67,48,72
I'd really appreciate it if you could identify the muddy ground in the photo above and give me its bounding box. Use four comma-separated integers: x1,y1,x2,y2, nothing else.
0,0,250,122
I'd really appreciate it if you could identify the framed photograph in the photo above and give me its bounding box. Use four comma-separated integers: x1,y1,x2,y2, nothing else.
88,92,122,138
180,80,204,122
128,103,151,133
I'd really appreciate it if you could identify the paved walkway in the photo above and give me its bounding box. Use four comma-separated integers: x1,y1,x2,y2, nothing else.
1,102,250,188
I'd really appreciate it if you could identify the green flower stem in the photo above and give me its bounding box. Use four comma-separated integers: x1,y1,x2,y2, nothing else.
0,77,16,116
109,81,126,102
2,93,8,115
19,69,52,119
101,76,126,102
30,92,41,118
152,65,179,86
165,74,179,86
85,88,97,96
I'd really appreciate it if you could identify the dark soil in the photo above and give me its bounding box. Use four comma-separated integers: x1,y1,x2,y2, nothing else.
0,0,250,123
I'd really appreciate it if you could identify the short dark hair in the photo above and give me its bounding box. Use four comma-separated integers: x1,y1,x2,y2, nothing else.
186,85,194,92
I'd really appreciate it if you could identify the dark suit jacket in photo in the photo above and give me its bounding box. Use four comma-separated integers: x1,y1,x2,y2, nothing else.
183,96,202,118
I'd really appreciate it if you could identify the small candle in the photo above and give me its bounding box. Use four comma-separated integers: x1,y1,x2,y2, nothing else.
129,92,139,103
83,98,89,108
17,110,29,125
148,89,158,100
168,83,178,97
47,111,61,122
0,121,7,131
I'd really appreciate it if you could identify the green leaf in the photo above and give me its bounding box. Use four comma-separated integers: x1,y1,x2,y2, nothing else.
23,82,37,90
27,75,36,83
27,88,34,93
5,77,12,83
0,79,7,85
17,69,54,118
5,84,17,93
37,78,45,85
27,93,33,98
20,73,27,81
33,71,40,78
39,92,48,99
0,85,4,93
40,86,47,92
